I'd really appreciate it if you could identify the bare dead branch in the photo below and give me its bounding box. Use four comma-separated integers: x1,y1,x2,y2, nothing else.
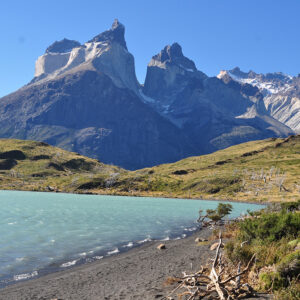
221,254,256,285
163,231,256,299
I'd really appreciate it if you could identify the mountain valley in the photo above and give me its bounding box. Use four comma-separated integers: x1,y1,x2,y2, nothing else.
0,20,297,169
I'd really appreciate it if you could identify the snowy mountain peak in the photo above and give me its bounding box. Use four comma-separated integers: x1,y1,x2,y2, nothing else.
218,68,293,95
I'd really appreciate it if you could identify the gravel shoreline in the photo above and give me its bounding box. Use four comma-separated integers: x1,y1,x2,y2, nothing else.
0,227,272,300
0,228,214,300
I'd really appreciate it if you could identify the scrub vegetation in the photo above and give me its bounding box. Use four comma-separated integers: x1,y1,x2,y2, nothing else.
223,201,300,299
0,135,299,203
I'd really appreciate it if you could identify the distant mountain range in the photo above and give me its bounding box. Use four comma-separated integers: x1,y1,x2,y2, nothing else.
0,20,297,169
217,68,300,133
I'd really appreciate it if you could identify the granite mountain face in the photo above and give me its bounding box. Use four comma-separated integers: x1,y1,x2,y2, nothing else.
218,68,300,133
33,19,140,94
142,44,293,153
0,20,195,170
0,20,295,169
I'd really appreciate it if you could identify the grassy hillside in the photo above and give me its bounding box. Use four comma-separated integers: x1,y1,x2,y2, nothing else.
0,135,299,203
0,139,123,192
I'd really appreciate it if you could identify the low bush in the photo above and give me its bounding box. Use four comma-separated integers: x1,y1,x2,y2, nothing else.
277,250,300,279
274,279,300,300
280,199,300,212
238,211,300,243
259,271,286,291
225,241,253,264
225,210,300,295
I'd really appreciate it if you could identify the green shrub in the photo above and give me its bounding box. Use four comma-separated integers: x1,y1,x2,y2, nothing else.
225,210,300,297
259,272,286,291
225,241,254,264
239,211,300,243
256,239,292,267
287,239,300,248
277,250,300,279
280,199,300,212
274,279,300,300
246,209,262,217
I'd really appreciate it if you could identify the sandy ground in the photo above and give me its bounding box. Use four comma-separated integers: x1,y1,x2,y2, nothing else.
0,228,271,300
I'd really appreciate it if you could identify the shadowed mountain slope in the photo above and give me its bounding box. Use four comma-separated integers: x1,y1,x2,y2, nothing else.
0,69,195,170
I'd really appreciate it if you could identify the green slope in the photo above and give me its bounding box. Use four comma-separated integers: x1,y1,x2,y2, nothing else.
0,139,123,192
0,136,299,203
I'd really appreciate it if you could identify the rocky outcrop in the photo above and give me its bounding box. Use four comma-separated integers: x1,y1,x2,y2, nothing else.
46,39,81,54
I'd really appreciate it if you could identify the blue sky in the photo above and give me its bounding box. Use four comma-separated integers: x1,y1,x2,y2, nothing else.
1,0,299,97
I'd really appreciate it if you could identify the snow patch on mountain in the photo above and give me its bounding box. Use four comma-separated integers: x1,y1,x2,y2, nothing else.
218,70,292,95
139,89,156,104
218,68,299,132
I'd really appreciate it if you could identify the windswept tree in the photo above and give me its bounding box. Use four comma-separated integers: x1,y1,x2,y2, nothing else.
198,203,233,225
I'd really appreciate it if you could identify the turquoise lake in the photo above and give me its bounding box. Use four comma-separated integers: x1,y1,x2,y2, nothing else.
0,190,264,287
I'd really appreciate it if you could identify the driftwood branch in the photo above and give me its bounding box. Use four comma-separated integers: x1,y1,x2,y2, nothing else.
163,231,256,299
221,254,256,285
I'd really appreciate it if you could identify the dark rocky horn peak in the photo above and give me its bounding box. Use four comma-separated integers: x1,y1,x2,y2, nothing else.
46,38,81,54
111,18,123,30
88,19,127,50
152,42,197,71
153,42,183,62
165,43,183,60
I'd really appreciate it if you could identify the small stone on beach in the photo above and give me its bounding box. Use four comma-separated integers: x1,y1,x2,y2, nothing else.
195,237,208,243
